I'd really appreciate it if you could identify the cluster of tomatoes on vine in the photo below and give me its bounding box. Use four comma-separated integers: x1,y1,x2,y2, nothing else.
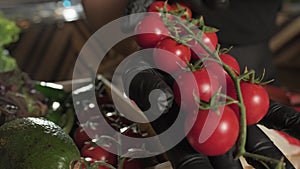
71,83,158,169
134,0,271,157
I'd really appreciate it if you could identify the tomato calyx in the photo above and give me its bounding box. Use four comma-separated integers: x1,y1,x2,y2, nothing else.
147,1,171,14
193,88,238,114
169,2,192,20
238,67,274,85
193,16,219,34
157,4,219,48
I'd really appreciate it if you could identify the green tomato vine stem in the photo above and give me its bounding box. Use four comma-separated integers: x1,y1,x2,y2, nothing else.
242,152,285,168
166,15,249,157
193,33,247,159
162,12,285,168
191,31,285,167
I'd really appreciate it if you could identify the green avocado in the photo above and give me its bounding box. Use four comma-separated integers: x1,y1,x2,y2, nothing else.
0,117,81,169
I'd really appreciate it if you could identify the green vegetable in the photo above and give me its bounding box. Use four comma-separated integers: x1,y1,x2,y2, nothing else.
0,14,20,46
0,117,81,169
0,14,21,72
0,50,17,72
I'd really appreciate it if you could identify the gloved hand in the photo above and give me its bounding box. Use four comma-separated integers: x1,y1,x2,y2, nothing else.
244,125,295,169
121,57,298,169
259,100,300,140
122,56,174,121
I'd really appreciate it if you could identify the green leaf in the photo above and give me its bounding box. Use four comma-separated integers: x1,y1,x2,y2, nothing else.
0,14,21,46
0,14,20,72
0,50,17,72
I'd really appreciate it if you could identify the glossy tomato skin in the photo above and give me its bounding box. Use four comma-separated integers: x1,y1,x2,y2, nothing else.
219,53,240,77
228,81,270,125
81,158,110,169
73,120,112,149
153,37,191,74
205,53,241,93
73,126,91,149
191,32,218,60
81,142,117,168
122,158,145,169
219,53,240,93
173,68,220,113
205,32,218,49
135,15,170,48
185,106,239,156
147,1,172,13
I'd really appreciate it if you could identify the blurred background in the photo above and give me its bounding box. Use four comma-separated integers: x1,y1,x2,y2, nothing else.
1,0,300,92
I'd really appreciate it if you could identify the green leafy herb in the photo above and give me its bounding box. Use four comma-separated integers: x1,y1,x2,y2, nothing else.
0,14,21,72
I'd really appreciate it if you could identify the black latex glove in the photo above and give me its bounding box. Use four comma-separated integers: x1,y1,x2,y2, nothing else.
245,125,295,169
122,56,174,120
259,100,300,140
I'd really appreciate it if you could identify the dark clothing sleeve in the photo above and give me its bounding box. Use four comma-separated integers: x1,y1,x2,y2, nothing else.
201,0,283,46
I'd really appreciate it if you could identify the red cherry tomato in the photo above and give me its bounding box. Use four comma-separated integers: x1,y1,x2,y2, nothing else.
191,32,218,60
147,1,172,13
205,53,240,93
135,15,170,48
119,125,147,153
81,158,110,169
171,2,192,20
185,106,239,156
219,53,240,77
73,121,111,149
153,37,191,74
73,126,91,149
81,142,117,167
219,53,240,93
173,68,220,113
123,158,145,169
228,81,270,125
205,32,218,49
